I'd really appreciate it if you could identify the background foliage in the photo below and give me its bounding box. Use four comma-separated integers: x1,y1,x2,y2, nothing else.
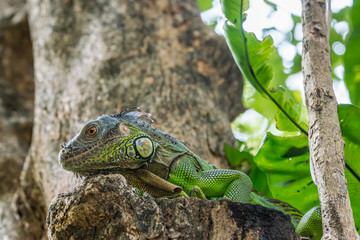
198,0,359,232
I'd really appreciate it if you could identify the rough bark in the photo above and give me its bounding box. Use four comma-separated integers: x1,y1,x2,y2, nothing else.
0,0,34,239
301,0,359,239
13,0,246,238
47,174,300,240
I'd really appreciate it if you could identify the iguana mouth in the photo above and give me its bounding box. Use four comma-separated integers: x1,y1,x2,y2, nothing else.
58,140,106,167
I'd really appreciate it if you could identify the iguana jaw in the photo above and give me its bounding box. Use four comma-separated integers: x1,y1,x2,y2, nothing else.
59,136,123,174
59,136,155,174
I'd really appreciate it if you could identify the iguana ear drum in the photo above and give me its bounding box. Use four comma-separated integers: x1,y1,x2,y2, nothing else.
134,136,154,159
119,122,131,135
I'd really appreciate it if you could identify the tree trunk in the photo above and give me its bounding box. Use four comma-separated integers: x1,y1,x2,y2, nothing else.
301,0,359,239
0,0,33,239
12,0,246,238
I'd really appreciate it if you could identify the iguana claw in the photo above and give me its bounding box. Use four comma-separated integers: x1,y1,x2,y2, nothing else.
189,186,207,199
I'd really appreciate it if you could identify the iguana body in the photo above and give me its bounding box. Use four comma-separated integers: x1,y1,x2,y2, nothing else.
59,108,322,239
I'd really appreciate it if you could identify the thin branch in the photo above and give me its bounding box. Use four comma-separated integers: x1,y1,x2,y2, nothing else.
301,0,359,238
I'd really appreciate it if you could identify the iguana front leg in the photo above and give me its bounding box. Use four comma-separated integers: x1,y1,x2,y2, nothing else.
119,168,182,198
168,155,253,203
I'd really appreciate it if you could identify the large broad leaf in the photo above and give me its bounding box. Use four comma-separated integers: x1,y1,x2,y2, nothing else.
252,132,360,231
242,80,277,120
271,87,304,132
338,104,360,185
338,104,360,145
344,1,360,107
250,105,360,227
225,142,271,196
344,136,360,232
338,104,360,231
221,0,308,134
253,133,319,214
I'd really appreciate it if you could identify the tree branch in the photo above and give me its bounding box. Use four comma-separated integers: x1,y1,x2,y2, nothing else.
301,0,359,239
47,174,300,239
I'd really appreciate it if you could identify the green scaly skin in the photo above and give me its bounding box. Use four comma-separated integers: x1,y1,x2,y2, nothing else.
59,108,322,239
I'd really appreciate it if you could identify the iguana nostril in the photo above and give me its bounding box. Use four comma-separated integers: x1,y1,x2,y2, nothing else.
60,142,67,148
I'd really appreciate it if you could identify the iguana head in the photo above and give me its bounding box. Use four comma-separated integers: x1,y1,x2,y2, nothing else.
59,114,155,176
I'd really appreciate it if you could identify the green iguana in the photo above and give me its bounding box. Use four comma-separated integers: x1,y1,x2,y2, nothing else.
58,107,322,239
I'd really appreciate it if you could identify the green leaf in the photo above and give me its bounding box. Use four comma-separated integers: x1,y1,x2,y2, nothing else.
223,24,272,93
338,104,360,145
333,6,351,22
221,0,308,134
276,111,300,132
223,23,307,133
338,104,360,231
242,81,277,119
249,105,360,225
272,87,303,132
253,132,360,229
338,105,360,232
220,0,248,27
344,1,360,107
254,133,319,214
289,56,301,75
224,143,271,196
217,0,359,228
344,136,360,232
197,0,214,12
225,143,253,167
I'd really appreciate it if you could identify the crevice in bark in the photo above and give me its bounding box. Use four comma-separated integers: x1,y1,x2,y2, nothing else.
14,158,47,240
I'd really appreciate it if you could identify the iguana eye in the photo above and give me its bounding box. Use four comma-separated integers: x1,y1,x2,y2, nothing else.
135,137,154,159
87,126,97,136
